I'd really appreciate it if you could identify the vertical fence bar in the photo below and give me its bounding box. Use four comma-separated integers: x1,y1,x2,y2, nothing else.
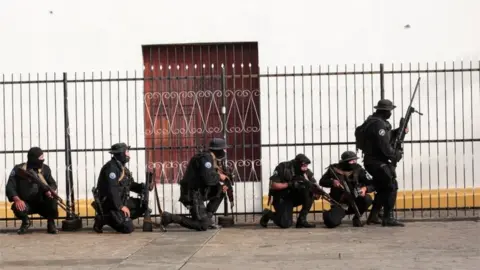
63,72,75,218
221,65,229,216
380,63,385,100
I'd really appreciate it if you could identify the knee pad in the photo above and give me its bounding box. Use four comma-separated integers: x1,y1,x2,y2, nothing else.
323,206,346,228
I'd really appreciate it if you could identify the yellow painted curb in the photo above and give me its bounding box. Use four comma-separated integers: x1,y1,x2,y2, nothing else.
1,188,479,218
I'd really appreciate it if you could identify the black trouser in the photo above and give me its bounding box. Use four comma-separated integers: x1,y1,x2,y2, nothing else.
12,197,59,221
365,163,398,219
102,198,146,234
271,187,314,228
175,192,225,231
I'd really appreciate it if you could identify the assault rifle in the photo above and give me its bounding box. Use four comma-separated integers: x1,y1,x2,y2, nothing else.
327,166,362,219
214,158,236,227
392,77,423,167
141,169,155,232
16,168,82,226
292,175,344,209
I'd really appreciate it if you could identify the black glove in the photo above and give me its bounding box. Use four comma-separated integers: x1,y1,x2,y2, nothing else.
395,150,403,162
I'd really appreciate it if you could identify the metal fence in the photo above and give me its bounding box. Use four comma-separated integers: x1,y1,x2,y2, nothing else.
1,61,479,227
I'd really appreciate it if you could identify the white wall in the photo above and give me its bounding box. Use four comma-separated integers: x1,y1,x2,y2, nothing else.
1,0,479,73
1,0,479,215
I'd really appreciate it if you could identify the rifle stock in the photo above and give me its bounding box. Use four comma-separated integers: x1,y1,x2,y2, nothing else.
142,169,155,232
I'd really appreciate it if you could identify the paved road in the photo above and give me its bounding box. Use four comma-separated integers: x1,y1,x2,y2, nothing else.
0,221,479,269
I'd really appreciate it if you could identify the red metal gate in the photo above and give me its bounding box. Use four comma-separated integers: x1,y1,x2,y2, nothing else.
142,42,261,184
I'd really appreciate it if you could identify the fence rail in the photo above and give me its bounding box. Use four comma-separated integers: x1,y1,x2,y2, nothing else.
1,61,479,227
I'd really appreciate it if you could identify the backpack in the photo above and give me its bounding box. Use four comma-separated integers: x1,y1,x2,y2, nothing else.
354,117,381,151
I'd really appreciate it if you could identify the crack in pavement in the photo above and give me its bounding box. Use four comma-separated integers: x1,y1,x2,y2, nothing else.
108,233,164,270
177,229,220,270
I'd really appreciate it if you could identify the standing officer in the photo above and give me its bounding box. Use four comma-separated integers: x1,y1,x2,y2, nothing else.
6,147,59,234
92,143,153,233
259,154,318,228
319,151,374,227
359,99,407,227
160,138,228,231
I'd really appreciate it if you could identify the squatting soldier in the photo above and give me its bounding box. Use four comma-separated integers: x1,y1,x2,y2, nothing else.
359,99,407,227
319,151,374,228
161,138,229,231
260,154,319,228
6,147,59,234
92,143,153,233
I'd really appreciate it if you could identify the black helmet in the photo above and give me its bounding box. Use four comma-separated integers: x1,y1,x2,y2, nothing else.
339,151,358,163
109,143,130,154
294,154,311,164
209,138,227,150
374,99,396,111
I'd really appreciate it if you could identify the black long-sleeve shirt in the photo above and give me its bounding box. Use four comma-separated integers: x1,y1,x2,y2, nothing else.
319,163,374,201
362,113,401,164
96,158,143,211
6,163,57,202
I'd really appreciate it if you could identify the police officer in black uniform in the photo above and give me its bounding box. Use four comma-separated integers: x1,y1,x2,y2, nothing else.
259,154,318,228
6,147,59,234
92,143,152,233
319,151,374,227
361,99,406,227
160,138,228,231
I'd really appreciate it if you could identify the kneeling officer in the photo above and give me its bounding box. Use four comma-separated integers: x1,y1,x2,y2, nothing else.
260,154,318,228
92,143,153,233
319,151,374,228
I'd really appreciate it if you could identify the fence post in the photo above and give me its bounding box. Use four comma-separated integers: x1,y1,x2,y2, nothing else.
380,63,385,99
62,72,75,218
220,66,229,215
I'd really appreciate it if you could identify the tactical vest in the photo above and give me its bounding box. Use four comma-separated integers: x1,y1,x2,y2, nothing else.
332,166,361,188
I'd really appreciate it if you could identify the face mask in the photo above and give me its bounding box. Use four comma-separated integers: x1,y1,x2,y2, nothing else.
339,162,355,171
212,149,226,160
114,153,130,164
27,150,45,169
384,111,392,119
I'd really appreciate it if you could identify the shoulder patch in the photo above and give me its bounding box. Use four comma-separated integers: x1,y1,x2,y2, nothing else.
109,172,117,179
273,170,278,175
378,129,386,136
204,162,212,169
10,169,15,177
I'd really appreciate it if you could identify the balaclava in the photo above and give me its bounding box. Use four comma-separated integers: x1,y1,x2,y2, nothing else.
27,147,44,169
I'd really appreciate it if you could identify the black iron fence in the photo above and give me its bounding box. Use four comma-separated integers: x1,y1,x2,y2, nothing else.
1,61,479,227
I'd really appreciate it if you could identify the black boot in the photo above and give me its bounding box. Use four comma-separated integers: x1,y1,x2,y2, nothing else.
207,212,221,229
17,218,31,235
259,208,273,228
161,212,175,227
352,216,364,227
296,216,316,228
47,219,59,234
382,211,405,227
367,205,382,225
93,215,104,233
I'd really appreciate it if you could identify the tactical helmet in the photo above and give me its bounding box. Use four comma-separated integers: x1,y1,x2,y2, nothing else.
374,99,396,111
209,138,227,150
339,151,358,163
109,143,130,154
